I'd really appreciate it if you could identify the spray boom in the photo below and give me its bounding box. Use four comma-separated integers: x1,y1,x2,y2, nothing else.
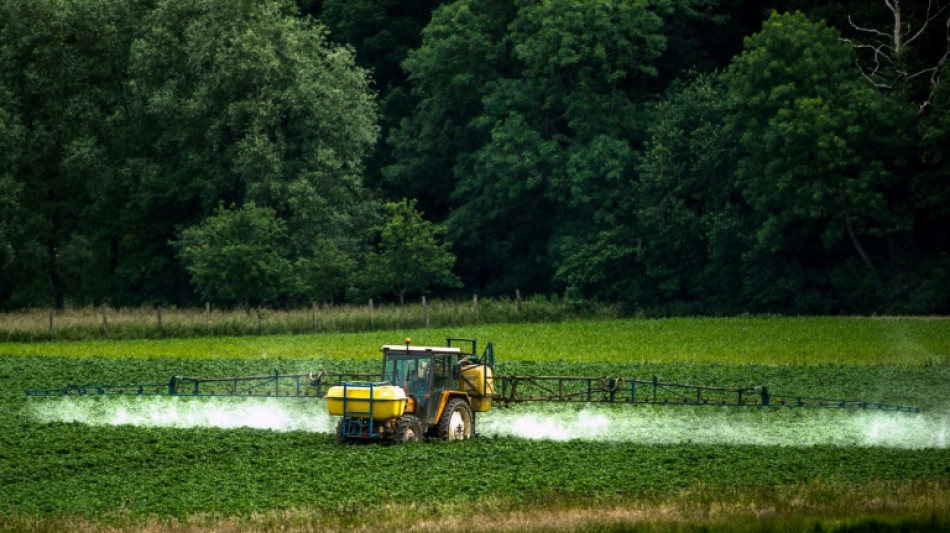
25,341,920,415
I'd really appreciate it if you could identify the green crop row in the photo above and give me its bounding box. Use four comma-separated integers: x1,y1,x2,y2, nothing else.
5,421,950,519
2,316,949,366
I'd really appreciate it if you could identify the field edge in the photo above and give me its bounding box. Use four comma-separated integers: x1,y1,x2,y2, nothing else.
2,479,949,533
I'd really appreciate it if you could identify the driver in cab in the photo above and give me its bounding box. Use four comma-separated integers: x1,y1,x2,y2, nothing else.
411,360,429,396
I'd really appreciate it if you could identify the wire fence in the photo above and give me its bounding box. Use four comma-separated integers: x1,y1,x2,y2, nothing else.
0,295,619,342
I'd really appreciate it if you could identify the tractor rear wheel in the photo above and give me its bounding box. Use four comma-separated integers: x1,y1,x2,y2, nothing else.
392,415,423,443
438,398,473,441
335,419,347,444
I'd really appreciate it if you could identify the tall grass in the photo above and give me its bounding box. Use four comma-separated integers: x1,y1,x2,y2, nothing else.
0,296,619,342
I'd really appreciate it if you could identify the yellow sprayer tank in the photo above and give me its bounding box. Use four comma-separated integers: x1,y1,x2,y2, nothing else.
460,364,494,412
326,383,407,421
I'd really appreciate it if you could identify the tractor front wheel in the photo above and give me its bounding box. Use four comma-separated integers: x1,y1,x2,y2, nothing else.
438,398,473,441
392,415,423,443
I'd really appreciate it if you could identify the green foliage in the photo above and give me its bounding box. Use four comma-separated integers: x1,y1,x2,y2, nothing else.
0,174,19,273
725,11,918,311
361,198,461,303
2,0,950,315
123,0,378,305
1,352,949,523
293,237,357,304
315,0,442,88
912,71,950,313
558,73,745,310
174,203,293,308
920,65,950,173
383,0,514,214
559,9,950,314
634,74,745,305
728,12,908,241
2,317,949,527
0,0,378,309
0,83,22,276
389,0,704,294
0,0,142,307
307,0,444,193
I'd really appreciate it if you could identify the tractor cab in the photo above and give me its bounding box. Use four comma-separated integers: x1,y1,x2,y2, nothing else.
381,341,465,425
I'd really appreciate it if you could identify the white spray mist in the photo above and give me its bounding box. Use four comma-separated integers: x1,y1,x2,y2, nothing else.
29,396,336,433
477,404,950,449
27,399,949,449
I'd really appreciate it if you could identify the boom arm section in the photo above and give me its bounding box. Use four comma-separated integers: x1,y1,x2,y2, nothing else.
492,375,919,412
26,371,919,413
26,371,375,398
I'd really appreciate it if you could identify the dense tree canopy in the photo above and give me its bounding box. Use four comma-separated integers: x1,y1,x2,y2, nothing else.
0,0,948,314
726,12,916,311
387,0,718,294
301,0,443,190
555,73,744,311
0,0,377,308
0,0,142,306
123,0,378,305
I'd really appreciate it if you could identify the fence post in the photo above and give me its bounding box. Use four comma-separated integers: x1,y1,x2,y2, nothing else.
101,306,109,339
422,296,430,328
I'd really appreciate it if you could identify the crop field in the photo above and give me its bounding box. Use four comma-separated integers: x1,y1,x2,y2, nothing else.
1,317,950,532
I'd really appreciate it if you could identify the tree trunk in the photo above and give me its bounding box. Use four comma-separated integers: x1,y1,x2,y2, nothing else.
845,218,877,276
101,306,109,339
109,237,119,302
156,305,163,337
48,247,65,309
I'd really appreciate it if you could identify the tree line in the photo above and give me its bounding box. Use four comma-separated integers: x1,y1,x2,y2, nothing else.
1,0,948,314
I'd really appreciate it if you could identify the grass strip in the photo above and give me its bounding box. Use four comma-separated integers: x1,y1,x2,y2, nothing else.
0,298,616,342
1,479,948,533
1,317,949,366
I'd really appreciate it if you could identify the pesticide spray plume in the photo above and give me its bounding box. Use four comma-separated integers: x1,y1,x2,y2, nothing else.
29,396,337,433
28,398,949,449
479,404,950,449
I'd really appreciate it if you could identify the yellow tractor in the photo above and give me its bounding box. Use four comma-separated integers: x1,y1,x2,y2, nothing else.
325,338,494,443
